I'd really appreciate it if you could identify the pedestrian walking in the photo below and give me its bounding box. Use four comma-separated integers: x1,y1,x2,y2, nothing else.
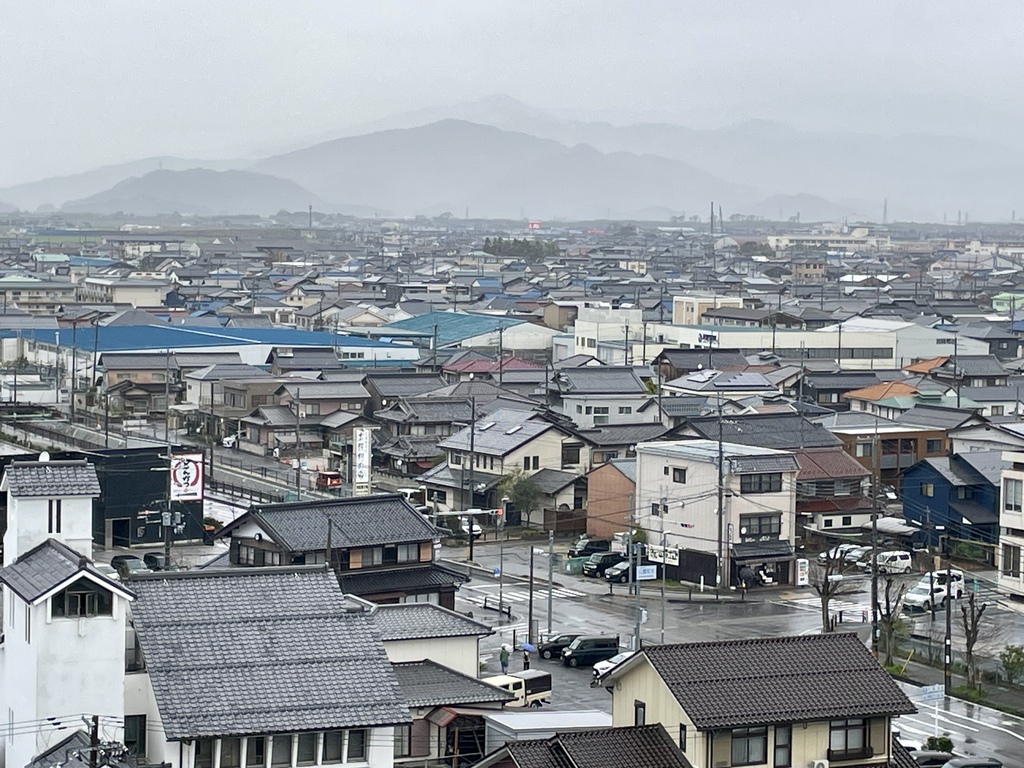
522,649,531,670
499,644,510,674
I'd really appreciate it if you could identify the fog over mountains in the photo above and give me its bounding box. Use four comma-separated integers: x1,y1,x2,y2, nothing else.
4,95,1024,222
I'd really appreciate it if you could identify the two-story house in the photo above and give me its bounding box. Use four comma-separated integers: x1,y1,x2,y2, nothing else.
549,366,657,429
375,396,473,476
420,409,586,518
597,633,916,768
214,494,464,609
635,440,799,586
128,566,410,768
901,451,1004,552
794,447,873,536
277,380,371,418
0,459,133,768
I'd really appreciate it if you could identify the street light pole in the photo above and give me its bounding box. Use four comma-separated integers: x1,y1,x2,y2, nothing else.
499,495,509,618
546,530,554,636
528,545,535,646
660,524,667,645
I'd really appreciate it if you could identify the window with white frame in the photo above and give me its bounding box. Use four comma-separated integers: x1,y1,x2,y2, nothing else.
1006,478,1023,512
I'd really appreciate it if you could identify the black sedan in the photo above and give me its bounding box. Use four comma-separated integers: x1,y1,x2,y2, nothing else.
537,633,581,660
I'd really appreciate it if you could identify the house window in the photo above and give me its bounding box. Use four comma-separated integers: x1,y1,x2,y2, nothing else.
619,406,633,414
303,403,320,416
123,715,146,757
362,547,384,566
634,700,646,726
926,439,943,454
855,442,873,458
672,468,687,484
678,724,686,752
347,730,367,762
740,473,782,494
594,415,609,425
823,518,834,528
740,515,781,538
730,726,767,766
1005,479,1023,512
451,452,462,466
920,482,935,498
532,456,540,470
246,737,265,767
561,446,581,466
593,406,609,415
271,736,292,767
323,732,344,763
829,718,870,759
220,738,242,768
51,583,113,618
394,725,412,758
576,405,583,414
842,516,852,527
48,499,62,534
774,724,792,768
430,490,447,505
524,456,531,470
153,372,166,382
992,405,1005,416
1003,544,1022,579
957,487,974,500
195,739,214,768
296,734,318,766
384,543,419,564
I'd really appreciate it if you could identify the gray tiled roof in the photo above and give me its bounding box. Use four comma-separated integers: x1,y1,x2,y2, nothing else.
640,634,915,729
393,660,513,708
338,564,464,596
439,408,556,455
3,460,101,498
555,366,647,395
0,539,126,602
374,603,492,640
530,468,579,495
896,405,979,430
497,725,693,768
130,567,409,739
231,494,439,551
580,423,666,446
684,414,842,450
279,381,370,400
608,459,637,483
365,374,446,397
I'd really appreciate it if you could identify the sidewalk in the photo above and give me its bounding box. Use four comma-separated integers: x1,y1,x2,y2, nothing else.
897,658,1024,716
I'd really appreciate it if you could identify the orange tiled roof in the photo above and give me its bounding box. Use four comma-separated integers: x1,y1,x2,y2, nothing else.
843,380,919,401
903,355,948,374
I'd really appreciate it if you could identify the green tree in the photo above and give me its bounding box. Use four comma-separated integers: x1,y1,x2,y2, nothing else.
498,469,541,528
1001,644,1024,685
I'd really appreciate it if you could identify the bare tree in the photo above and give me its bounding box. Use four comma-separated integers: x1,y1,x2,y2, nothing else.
877,576,908,667
811,547,861,634
960,591,988,689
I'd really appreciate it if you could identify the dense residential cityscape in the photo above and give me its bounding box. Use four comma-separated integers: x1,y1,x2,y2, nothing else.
5,3,1024,768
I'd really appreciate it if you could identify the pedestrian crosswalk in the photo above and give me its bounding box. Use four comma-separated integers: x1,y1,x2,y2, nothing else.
776,595,873,620
460,585,585,608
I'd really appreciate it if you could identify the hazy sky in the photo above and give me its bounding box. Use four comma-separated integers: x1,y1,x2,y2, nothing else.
3,1,1023,185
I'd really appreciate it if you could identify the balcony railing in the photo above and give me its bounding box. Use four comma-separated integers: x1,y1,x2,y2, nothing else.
827,746,874,761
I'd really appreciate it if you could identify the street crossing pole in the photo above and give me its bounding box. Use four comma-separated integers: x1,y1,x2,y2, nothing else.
547,530,554,636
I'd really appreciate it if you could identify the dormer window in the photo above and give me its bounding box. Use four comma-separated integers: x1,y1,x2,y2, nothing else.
52,581,113,618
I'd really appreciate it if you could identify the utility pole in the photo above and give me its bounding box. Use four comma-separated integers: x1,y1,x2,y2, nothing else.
926,506,936,621
498,325,505,386
164,349,173,566
660,521,667,644
528,544,535,645
499,495,508,617
295,386,302,498
70,320,78,421
944,549,953,693
871,424,880,658
632,493,642,650
717,391,727,590
468,395,477,561
953,332,961,408
546,529,554,635
89,714,100,768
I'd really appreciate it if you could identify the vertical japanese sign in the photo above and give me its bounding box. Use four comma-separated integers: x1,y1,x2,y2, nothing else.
353,427,372,495
170,453,204,502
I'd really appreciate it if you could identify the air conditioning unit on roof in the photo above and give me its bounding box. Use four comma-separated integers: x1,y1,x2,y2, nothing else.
811,760,829,768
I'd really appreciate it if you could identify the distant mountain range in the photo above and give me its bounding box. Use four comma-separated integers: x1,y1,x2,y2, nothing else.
61,169,319,217
5,95,1024,222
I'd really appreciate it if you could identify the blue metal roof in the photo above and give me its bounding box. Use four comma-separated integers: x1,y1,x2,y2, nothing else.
3,325,407,352
383,311,523,347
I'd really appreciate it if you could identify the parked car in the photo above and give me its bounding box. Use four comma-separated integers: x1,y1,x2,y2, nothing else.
538,633,580,660
143,552,180,572
818,543,860,562
221,434,238,448
903,570,965,612
561,636,620,668
315,470,344,490
864,550,913,574
582,552,626,577
568,537,611,559
843,546,873,566
603,559,656,584
95,563,121,582
940,759,1002,768
110,555,149,578
592,651,636,679
482,669,551,707
909,751,954,767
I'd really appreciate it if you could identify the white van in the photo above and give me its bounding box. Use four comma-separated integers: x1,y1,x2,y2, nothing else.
864,550,913,574
903,569,965,611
